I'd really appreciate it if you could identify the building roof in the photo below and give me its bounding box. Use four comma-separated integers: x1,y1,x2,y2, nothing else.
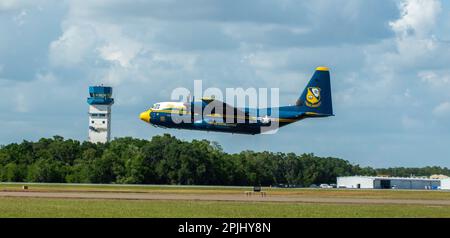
337,176,440,181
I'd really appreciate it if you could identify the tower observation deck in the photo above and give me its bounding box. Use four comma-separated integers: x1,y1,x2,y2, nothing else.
87,86,114,143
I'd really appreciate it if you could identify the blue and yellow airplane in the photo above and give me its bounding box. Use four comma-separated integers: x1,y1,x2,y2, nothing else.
139,66,333,134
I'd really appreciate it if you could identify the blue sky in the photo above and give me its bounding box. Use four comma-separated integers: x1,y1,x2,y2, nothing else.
1,0,450,167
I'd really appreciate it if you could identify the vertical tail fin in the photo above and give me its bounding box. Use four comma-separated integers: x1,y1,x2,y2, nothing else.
296,66,333,116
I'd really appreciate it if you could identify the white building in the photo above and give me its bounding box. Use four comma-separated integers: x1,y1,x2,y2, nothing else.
441,178,450,190
87,86,114,143
337,176,440,190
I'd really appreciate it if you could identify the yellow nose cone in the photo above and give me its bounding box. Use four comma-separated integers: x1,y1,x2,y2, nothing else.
139,111,151,123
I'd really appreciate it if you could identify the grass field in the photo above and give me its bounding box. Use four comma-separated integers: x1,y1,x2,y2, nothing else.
1,197,450,218
2,183,450,199
1,183,450,217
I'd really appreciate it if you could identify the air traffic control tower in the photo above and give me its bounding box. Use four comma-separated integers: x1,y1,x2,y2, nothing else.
87,86,114,143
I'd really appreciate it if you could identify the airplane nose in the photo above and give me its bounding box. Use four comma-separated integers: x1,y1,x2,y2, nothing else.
139,110,151,123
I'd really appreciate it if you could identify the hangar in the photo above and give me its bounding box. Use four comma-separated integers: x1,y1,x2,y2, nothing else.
441,178,450,190
337,176,440,190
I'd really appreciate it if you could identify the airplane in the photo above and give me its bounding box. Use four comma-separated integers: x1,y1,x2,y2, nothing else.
139,66,334,134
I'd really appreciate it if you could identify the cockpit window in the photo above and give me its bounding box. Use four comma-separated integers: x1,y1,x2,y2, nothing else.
153,104,160,109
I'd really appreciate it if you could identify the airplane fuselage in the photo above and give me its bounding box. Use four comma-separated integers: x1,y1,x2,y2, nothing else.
139,102,326,135
139,67,334,135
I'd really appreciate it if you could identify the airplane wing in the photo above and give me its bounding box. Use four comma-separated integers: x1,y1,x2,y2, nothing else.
200,98,249,120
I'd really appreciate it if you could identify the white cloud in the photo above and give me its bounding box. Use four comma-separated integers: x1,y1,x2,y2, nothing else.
0,0,51,12
419,70,450,88
49,24,98,67
14,93,28,112
433,101,450,117
98,44,135,68
2,0,450,167
384,0,444,66
50,22,142,70
390,0,441,38
12,9,27,25
0,72,78,115
0,0,26,11
96,29,143,68
401,115,423,129
357,0,448,114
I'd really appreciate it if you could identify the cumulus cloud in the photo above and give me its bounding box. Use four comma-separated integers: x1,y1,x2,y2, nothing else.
419,70,450,89
1,0,450,167
12,9,27,25
97,42,141,68
433,101,450,117
401,115,423,129
357,0,448,116
49,24,98,67
0,0,30,11
384,0,446,68
390,0,441,38
0,0,64,81
14,93,28,113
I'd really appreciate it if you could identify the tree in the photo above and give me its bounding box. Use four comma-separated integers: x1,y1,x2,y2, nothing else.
0,135,447,186
27,159,66,182
1,163,26,182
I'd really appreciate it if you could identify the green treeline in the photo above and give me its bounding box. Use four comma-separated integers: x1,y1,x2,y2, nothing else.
0,134,448,186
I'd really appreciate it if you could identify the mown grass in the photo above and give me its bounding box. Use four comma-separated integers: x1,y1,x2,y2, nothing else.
1,183,450,200
0,183,250,194
1,197,450,218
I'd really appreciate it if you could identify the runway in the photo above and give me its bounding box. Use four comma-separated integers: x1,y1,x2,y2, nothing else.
2,190,450,206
